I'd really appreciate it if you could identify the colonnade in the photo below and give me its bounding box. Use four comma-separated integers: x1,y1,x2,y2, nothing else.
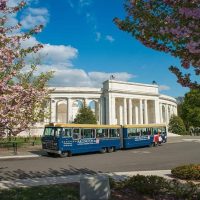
49,98,101,123
160,103,177,124
108,97,160,125
48,96,177,125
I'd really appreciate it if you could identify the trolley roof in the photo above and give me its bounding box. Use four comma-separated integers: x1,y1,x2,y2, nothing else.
123,124,166,128
45,123,121,129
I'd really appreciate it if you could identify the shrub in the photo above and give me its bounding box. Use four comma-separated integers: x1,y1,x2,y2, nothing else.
171,164,200,180
110,175,200,199
189,127,200,136
168,115,187,135
123,175,168,196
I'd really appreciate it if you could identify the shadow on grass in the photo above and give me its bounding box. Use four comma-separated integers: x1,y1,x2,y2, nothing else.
0,163,133,192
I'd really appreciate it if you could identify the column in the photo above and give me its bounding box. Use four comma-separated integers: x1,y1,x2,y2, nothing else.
128,99,132,124
101,97,106,124
166,105,169,124
160,103,163,123
135,105,139,124
67,98,72,123
108,95,112,124
139,99,143,124
50,99,57,122
123,98,127,125
144,99,148,124
98,99,101,124
119,105,123,125
154,100,160,124
106,96,110,124
111,97,116,124
174,106,178,116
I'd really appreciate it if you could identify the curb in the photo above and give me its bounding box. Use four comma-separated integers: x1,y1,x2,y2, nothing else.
0,154,41,160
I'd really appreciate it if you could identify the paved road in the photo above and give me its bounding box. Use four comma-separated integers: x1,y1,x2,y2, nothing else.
0,139,200,181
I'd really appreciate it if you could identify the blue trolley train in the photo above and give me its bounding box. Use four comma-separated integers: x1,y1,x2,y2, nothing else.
42,123,167,157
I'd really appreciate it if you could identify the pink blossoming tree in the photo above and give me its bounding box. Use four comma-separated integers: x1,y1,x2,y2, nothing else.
0,0,53,136
114,0,200,89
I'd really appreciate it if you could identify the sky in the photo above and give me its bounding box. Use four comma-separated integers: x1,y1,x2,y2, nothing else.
8,0,190,97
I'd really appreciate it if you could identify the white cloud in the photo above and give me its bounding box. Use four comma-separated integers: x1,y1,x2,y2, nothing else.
20,7,49,29
67,0,74,8
28,7,48,16
8,0,134,87
21,37,78,67
39,44,78,65
7,0,39,8
48,68,134,87
20,36,134,88
88,72,134,84
79,0,92,7
105,35,115,43
20,36,39,48
159,85,170,91
95,32,101,41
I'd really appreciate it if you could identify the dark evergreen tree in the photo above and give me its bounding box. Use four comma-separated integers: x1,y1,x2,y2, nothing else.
74,106,97,124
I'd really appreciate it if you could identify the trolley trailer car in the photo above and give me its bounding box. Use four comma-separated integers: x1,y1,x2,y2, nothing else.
42,123,167,157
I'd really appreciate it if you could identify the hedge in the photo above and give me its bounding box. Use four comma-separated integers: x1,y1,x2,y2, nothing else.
171,164,200,180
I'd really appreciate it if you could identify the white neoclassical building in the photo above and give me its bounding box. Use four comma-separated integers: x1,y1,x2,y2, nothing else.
46,80,177,126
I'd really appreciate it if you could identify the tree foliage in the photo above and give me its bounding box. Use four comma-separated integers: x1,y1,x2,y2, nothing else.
74,106,97,124
168,115,186,135
114,0,200,89
0,0,53,136
181,89,200,129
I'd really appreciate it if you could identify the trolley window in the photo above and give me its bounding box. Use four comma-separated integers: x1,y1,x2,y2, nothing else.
109,129,119,137
96,129,108,138
81,129,95,138
72,128,80,139
153,128,158,135
146,128,152,135
141,128,148,136
43,127,62,137
63,128,72,137
128,128,139,137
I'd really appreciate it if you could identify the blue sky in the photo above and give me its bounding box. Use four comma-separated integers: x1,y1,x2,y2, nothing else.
10,0,190,97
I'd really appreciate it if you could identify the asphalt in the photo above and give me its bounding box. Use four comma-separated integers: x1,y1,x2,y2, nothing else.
0,135,200,189
0,135,199,160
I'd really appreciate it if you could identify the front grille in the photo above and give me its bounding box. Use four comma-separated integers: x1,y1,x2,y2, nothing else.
42,142,57,150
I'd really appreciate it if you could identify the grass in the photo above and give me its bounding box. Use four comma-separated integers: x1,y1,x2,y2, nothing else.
1,175,200,200
0,184,79,200
0,136,42,147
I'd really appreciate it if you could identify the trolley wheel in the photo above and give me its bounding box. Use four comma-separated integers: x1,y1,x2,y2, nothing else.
60,151,68,158
100,147,107,153
149,143,153,147
68,151,72,157
47,152,54,156
108,147,114,153
153,142,158,147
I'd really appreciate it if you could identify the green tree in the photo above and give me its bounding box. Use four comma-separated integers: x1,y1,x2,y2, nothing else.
176,96,184,117
181,90,200,130
168,115,187,135
74,106,97,124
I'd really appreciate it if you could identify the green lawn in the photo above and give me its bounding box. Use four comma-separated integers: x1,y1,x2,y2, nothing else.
0,136,42,148
0,184,79,200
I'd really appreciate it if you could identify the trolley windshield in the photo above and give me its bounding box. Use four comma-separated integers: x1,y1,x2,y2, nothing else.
43,127,63,137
